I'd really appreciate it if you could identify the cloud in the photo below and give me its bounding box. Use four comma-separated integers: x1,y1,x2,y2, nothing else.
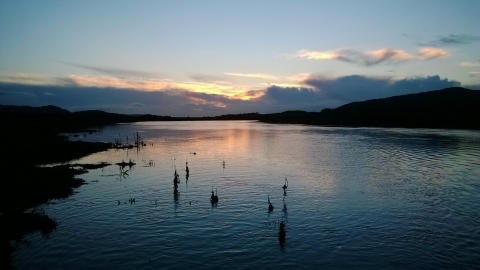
232,90,265,100
189,74,226,83
364,49,414,65
60,62,159,78
0,70,321,101
468,72,480,78
224,72,314,89
460,62,480,67
0,72,176,91
421,34,480,46
260,82,306,88
67,75,174,90
0,82,244,116
418,47,448,59
0,72,272,100
0,75,465,116
224,72,278,80
295,47,446,66
0,89,37,97
303,74,461,105
243,86,325,113
260,86,317,104
247,75,462,113
296,49,340,60
464,84,480,90
0,73,66,86
296,48,413,66
285,73,311,82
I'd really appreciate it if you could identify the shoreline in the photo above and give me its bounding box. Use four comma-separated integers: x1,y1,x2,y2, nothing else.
0,132,112,269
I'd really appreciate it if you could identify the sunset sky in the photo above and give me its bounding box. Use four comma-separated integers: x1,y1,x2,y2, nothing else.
1,1,479,116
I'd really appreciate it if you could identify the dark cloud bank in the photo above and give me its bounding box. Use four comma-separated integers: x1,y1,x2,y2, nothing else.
0,75,470,117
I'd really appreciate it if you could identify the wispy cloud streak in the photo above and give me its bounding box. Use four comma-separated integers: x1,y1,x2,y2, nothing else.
421,34,480,46
0,72,256,98
0,73,65,86
61,62,159,78
67,75,173,90
296,48,413,66
460,62,480,67
418,47,448,59
224,72,278,80
295,47,447,66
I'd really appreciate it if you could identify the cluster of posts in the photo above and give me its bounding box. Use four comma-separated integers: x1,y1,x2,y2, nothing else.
166,158,288,247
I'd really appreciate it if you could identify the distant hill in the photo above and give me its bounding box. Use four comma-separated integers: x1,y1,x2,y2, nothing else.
0,105,175,133
259,87,480,129
333,87,479,114
1,87,479,130
0,105,70,114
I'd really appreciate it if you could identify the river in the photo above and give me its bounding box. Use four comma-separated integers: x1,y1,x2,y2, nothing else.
13,121,480,269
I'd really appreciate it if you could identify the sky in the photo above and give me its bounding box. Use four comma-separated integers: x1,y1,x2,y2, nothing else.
1,0,479,116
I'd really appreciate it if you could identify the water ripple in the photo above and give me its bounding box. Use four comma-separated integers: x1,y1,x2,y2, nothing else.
14,122,480,269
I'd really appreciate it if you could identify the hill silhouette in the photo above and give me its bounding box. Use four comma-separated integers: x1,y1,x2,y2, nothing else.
1,87,479,130
333,86,479,115
258,87,480,129
0,104,70,114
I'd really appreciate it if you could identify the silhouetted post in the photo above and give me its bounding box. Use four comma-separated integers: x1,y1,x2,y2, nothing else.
210,187,218,204
268,195,274,212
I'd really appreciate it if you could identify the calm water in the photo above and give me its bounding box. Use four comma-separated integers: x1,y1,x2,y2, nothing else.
14,121,480,269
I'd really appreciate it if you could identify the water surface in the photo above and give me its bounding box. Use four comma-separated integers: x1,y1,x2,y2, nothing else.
14,121,480,269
